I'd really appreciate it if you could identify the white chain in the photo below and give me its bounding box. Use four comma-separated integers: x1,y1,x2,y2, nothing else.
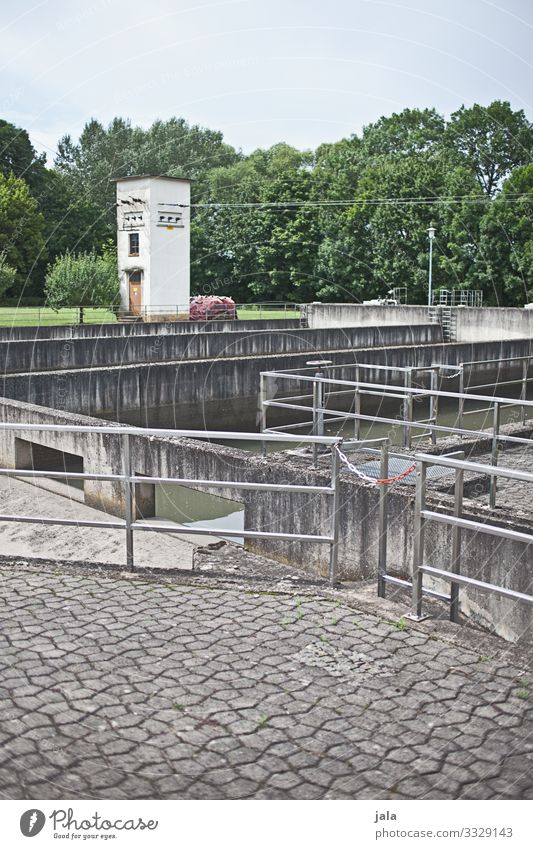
334,445,416,485
335,446,383,484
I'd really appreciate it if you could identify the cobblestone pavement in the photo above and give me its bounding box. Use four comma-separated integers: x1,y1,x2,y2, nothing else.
1,565,532,800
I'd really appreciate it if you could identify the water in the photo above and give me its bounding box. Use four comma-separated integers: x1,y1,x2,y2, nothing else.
155,483,244,544
94,378,533,530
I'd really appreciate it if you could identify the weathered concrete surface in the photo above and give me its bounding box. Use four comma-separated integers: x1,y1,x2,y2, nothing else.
306,302,533,343
0,396,531,642
0,560,531,800
0,318,303,342
3,338,532,427
0,323,442,374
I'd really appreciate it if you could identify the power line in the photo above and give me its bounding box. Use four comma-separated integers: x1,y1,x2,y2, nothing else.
188,196,532,209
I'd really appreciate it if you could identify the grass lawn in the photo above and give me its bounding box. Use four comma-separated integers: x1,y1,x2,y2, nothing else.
0,306,301,327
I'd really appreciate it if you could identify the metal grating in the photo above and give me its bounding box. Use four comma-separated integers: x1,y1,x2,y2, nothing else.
355,457,454,485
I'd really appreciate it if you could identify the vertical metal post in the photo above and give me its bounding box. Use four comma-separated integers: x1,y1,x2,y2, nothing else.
450,463,464,622
408,459,427,620
354,365,361,440
402,370,413,449
489,402,500,509
458,365,465,431
521,359,528,425
317,373,325,439
377,439,389,598
427,230,434,308
429,367,438,445
259,373,267,458
328,441,341,586
123,433,135,570
312,376,319,467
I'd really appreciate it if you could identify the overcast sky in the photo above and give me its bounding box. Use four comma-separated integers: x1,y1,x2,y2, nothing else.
0,0,532,160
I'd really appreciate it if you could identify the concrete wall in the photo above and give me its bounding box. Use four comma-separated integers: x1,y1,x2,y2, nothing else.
0,323,442,374
0,318,303,343
0,395,529,643
3,337,531,429
452,307,533,342
306,303,431,329
306,302,533,343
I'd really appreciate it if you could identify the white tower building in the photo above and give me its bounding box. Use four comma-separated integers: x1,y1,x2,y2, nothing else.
114,175,191,318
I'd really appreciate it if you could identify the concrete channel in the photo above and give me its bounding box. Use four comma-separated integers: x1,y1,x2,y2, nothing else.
0,311,531,643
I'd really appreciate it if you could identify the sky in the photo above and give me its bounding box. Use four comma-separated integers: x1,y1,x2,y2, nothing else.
0,0,532,160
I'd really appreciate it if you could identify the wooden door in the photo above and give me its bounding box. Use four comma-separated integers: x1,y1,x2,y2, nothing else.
128,271,142,314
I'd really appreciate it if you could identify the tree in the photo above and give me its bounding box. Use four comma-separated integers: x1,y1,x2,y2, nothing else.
191,144,319,302
445,101,533,197
475,164,533,305
0,172,45,296
54,115,242,244
361,107,445,157
0,119,47,191
0,252,16,299
44,247,119,309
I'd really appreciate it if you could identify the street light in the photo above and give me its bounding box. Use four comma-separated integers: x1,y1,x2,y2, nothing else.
427,225,436,307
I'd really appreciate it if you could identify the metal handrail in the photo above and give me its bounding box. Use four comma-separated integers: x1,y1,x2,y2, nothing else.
0,422,342,583
409,452,533,623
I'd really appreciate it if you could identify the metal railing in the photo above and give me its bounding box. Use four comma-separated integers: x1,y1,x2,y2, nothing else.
0,423,342,584
259,367,533,509
457,355,533,431
432,289,483,307
409,453,533,622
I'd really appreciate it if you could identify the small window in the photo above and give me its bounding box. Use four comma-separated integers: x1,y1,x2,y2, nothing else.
128,270,142,284
129,232,139,256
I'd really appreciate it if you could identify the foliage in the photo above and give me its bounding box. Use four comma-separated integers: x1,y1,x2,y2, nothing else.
44,249,119,309
0,251,16,298
475,164,533,305
1,101,533,305
0,171,45,295
444,101,532,197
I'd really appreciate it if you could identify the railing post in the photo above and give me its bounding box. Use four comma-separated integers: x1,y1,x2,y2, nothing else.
328,441,341,586
458,365,465,431
408,459,427,620
450,463,464,622
312,377,319,467
429,367,438,445
521,359,528,425
489,402,500,509
354,365,361,440
402,370,413,449
123,433,135,570
377,439,389,598
316,373,325,440
259,373,267,458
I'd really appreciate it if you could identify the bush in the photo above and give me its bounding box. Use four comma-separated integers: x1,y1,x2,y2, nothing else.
0,252,17,299
45,249,119,310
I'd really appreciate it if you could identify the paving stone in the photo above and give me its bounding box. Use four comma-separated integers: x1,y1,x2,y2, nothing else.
0,565,531,800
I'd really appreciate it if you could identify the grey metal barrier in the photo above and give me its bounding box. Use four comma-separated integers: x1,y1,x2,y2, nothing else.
409,452,533,623
0,423,342,585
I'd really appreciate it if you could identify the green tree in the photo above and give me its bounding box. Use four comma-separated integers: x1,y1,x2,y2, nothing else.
0,119,47,191
0,172,45,296
44,248,119,309
55,116,241,243
0,251,16,298
445,101,533,197
475,164,533,305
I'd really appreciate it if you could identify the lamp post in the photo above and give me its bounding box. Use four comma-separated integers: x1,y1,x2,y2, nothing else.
427,225,436,307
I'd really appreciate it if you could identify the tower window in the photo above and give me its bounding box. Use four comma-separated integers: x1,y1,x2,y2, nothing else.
129,232,140,256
